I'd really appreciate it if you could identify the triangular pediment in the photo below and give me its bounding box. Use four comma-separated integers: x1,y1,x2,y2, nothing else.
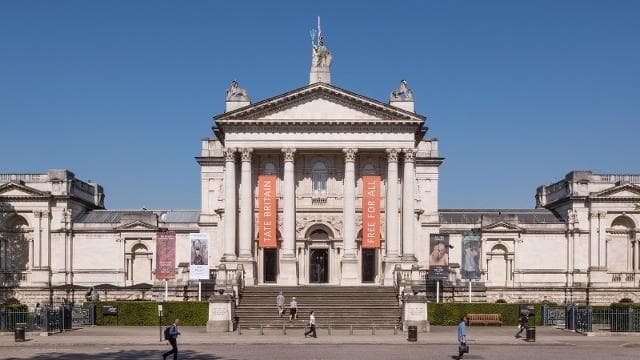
215,82,424,123
482,221,524,232
593,183,640,198
0,182,49,197
114,220,158,231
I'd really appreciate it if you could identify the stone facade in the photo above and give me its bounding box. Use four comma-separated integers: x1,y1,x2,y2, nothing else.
2,50,639,307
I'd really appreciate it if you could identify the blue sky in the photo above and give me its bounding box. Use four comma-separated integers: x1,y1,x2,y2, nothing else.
1,1,639,210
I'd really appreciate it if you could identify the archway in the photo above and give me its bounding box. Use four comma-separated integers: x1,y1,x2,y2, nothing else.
308,229,330,283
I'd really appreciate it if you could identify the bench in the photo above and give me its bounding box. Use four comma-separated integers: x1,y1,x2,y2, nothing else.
467,313,502,326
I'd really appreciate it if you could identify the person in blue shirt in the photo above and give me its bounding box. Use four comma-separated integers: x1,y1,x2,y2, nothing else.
163,318,181,360
457,316,467,359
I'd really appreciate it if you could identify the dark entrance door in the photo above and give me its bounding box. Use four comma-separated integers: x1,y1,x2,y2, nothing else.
264,248,278,283
362,249,376,283
309,249,329,283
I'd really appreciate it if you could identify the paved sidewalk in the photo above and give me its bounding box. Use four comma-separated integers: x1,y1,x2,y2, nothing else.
5,325,638,347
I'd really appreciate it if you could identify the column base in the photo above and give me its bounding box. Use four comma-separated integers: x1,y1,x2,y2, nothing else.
341,257,360,285
221,254,237,262
237,257,256,286
383,257,402,286
402,255,418,263
278,257,298,285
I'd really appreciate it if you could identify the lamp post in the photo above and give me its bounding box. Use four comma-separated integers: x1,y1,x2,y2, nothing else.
157,295,164,341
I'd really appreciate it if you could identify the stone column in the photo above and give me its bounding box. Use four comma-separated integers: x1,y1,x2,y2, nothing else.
279,148,298,285
238,148,253,259
222,148,237,262
42,210,50,268
343,148,357,258
341,148,359,284
32,210,42,269
238,148,255,284
402,149,417,262
382,149,401,285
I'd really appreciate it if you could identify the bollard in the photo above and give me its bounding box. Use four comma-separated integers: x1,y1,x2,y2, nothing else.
372,324,376,335
328,323,332,335
394,324,398,335
350,325,353,335
237,325,241,335
260,324,264,336
282,323,286,335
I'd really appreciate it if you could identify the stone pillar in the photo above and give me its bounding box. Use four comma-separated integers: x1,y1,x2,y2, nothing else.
32,211,42,269
42,210,50,268
222,148,237,262
383,149,401,285
206,294,236,332
403,295,429,332
341,148,359,285
402,149,417,262
238,148,255,284
238,148,253,259
279,148,298,285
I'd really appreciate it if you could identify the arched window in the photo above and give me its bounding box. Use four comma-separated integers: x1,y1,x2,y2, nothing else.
312,161,328,203
264,162,276,175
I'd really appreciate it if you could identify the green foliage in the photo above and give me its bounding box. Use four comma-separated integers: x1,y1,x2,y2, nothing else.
94,301,209,326
427,303,545,326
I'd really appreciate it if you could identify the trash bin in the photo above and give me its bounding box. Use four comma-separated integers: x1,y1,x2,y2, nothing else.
407,325,417,342
526,326,536,342
14,323,26,342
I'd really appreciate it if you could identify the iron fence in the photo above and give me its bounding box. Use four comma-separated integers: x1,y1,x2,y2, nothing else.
543,305,640,334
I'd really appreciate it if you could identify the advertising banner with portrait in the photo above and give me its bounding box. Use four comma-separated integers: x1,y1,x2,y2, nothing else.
156,231,176,280
258,175,277,248
189,233,209,280
461,231,481,280
429,233,450,280
361,175,381,249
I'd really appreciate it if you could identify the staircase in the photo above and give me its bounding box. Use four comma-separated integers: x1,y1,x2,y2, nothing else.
235,286,401,329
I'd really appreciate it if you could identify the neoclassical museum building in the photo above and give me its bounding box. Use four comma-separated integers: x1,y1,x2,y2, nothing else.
1,34,639,306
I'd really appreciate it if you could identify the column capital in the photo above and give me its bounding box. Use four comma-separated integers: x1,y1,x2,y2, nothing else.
282,148,296,162
403,148,417,162
240,148,253,162
343,148,358,162
386,148,400,162
224,148,237,161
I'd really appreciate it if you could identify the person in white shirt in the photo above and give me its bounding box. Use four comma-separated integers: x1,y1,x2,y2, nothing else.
289,297,298,320
304,310,317,338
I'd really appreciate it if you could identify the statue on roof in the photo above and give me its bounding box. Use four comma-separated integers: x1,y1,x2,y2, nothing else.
390,79,413,101
310,16,332,70
225,80,250,102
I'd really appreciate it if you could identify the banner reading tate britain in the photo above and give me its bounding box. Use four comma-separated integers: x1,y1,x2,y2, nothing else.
361,175,381,248
258,175,277,248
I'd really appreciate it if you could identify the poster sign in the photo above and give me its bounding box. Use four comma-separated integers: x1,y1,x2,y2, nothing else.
189,233,210,280
461,231,481,280
362,175,381,248
429,233,450,280
258,175,277,248
156,231,176,280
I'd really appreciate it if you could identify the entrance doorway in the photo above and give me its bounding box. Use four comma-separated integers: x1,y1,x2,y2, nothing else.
309,249,329,283
263,248,278,283
362,249,376,283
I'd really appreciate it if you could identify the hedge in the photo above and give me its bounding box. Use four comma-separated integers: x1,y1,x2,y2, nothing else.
94,301,209,326
427,303,546,326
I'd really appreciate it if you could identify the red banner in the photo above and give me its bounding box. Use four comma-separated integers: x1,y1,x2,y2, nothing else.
156,231,176,280
259,175,277,248
362,175,381,248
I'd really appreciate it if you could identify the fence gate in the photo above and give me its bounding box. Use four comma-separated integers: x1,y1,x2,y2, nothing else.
71,304,96,328
542,304,566,327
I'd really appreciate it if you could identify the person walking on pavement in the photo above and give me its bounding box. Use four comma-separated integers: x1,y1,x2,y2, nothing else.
304,310,317,338
289,297,298,320
515,312,529,338
457,315,468,359
163,318,181,360
276,291,285,317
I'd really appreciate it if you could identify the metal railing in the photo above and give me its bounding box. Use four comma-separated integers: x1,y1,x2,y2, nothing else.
543,305,640,333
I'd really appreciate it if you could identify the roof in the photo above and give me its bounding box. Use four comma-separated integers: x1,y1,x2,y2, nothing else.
75,210,200,224
439,208,564,225
214,82,425,122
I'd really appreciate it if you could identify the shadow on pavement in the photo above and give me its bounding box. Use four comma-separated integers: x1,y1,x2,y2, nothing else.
7,350,227,360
